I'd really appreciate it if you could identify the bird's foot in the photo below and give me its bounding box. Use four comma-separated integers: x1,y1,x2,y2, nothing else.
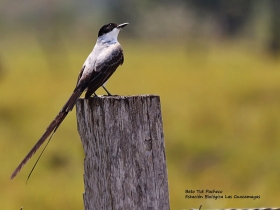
92,93,98,97
103,94,119,97
102,85,113,96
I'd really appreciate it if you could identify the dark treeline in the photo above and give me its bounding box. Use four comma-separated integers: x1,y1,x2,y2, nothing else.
1,0,280,55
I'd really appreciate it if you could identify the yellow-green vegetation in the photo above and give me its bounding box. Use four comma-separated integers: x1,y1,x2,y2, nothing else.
1,37,280,209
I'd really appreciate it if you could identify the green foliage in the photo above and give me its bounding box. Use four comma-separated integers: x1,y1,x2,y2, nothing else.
1,37,280,209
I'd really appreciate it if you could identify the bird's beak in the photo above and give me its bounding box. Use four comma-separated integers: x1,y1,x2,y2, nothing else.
117,23,129,29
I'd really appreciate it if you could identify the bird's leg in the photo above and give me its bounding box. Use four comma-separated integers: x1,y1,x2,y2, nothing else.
102,85,112,96
92,92,98,97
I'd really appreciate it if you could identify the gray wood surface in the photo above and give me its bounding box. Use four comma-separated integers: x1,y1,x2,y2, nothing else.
76,95,170,210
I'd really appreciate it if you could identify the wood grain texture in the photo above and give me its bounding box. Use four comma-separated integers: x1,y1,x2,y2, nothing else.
76,95,170,210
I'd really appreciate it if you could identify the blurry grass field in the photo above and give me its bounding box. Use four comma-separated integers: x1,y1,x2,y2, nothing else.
1,36,280,209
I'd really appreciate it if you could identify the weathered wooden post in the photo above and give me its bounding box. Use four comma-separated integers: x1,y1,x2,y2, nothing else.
76,95,170,210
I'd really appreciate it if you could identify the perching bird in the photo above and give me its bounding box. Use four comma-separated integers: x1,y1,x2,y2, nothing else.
11,22,129,179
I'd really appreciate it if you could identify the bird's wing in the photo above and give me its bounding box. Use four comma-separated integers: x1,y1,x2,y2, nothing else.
85,45,124,98
76,65,85,87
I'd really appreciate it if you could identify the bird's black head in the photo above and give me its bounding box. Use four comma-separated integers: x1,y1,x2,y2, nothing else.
98,23,118,37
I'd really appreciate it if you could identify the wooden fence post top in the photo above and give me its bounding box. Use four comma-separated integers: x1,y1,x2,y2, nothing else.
76,94,170,210
76,94,161,103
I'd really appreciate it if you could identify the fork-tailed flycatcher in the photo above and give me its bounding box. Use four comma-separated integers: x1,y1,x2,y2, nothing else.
11,22,129,179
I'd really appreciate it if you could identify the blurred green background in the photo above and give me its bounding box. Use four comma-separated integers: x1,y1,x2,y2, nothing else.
1,0,280,209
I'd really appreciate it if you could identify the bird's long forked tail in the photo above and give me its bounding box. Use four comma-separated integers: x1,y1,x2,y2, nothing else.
10,90,82,180
10,110,68,180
